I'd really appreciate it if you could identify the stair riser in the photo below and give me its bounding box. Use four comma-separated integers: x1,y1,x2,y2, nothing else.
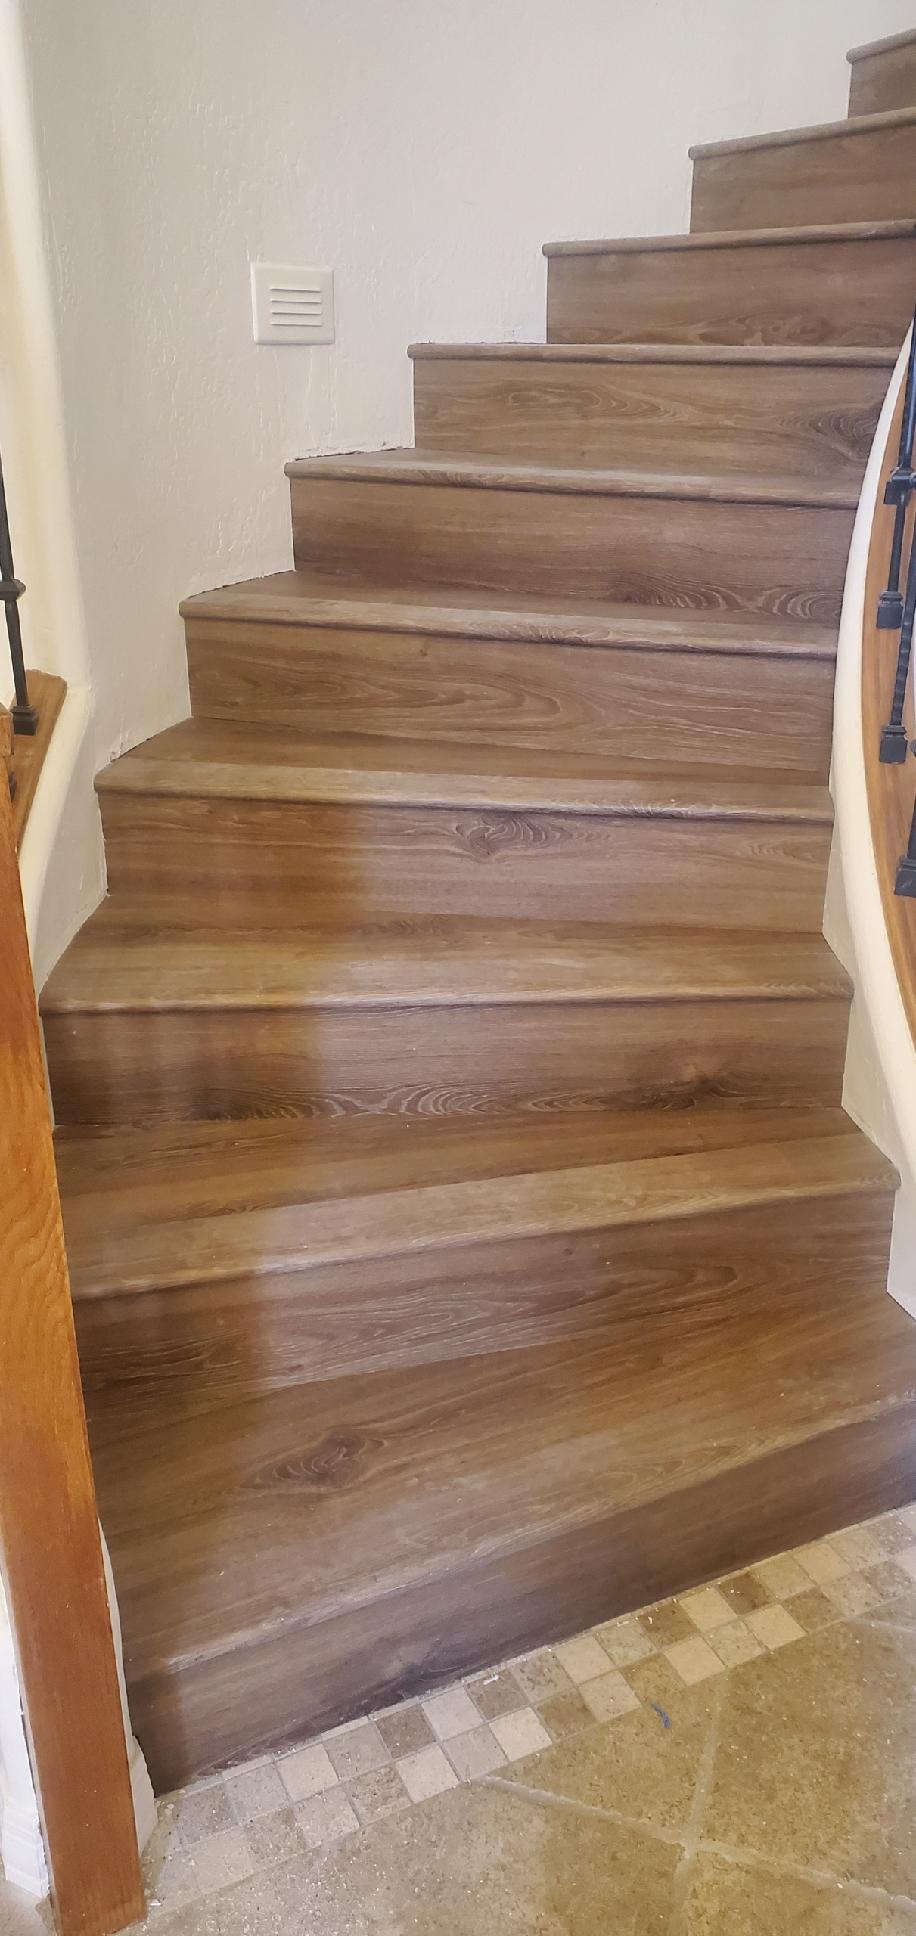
186,617,835,777
546,234,916,347
412,357,886,478
88,1185,897,1786
99,793,833,933
290,476,853,620
43,994,848,1127
76,1184,889,1435
850,42,916,117
691,122,916,234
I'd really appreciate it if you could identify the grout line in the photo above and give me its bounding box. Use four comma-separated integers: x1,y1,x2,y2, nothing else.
480,1773,685,1850
698,1835,916,1914
666,1677,728,1936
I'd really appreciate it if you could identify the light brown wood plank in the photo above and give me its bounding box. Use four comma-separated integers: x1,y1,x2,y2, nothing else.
9,671,66,847
411,347,889,478
849,28,916,116
545,223,916,348
690,110,916,233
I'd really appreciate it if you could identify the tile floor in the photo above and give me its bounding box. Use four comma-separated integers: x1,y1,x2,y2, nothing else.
7,1506,916,1931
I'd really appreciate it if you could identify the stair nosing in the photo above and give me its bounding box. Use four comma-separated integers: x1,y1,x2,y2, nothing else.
848,25,916,63
65,1131,893,1302
407,340,897,368
689,102,916,161
542,218,916,256
285,451,859,511
180,579,838,660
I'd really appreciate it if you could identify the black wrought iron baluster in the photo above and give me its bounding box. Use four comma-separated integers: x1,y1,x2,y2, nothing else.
0,448,36,735
878,307,916,642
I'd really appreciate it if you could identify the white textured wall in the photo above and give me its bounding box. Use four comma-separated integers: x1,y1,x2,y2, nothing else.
18,0,916,848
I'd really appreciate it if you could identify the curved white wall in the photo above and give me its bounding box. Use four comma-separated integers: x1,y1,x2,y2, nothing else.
825,333,916,1319
14,0,916,976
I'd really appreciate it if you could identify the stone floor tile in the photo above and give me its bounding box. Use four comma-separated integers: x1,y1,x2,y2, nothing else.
421,1685,482,1740
892,1545,916,1584
752,1552,811,1599
242,1807,302,1872
375,1701,435,1758
594,1612,655,1668
277,1741,338,1802
822,1571,886,1618
638,1598,695,1646
466,1666,526,1719
579,1669,641,1722
664,1635,726,1685
700,1622,916,1897
490,1707,552,1760
553,1632,612,1683
325,1721,388,1781
744,1604,805,1650
721,1569,773,1615
397,1743,459,1802
537,1685,594,1742
867,1560,915,1603
624,1653,693,1709
511,1648,575,1705
794,1538,850,1585
445,1722,507,1781
184,1829,253,1898
868,1581,916,1630
707,1618,765,1667
830,1524,888,1569
346,1764,411,1826
684,1851,916,1932
173,1786,235,1847
223,1761,288,1824
295,1788,359,1851
678,1585,733,1632
869,1512,916,1557
786,1586,837,1633
500,1679,720,1835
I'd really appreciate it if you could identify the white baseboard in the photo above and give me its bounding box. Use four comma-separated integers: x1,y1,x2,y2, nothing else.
0,1793,48,1900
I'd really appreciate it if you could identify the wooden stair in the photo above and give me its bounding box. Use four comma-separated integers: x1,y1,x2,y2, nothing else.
44,21,916,1789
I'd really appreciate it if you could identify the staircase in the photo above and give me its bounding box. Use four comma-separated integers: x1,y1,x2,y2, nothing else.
43,26,916,1791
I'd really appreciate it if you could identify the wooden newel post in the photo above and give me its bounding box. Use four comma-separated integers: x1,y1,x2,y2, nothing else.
0,711,145,1936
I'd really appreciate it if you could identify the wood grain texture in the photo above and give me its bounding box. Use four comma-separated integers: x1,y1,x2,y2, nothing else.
289,467,854,620
41,918,850,1125
81,1174,906,1786
0,713,144,1934
849,29,916,116
185,611,836,776
8,672,66,847
690,111,916,233
411,347,889,478
546,225,916,348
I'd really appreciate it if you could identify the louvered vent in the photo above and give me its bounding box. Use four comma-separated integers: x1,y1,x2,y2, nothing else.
250,262,335,345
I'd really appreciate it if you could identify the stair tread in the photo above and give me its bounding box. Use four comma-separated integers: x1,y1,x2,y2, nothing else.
848,26,916,63
689,101,916,160
544,218,916,256
58,1103,882,1300
408,340,896,367
41,915,849,1014
285,447,859,509
182,571,838,659
96,718,834,818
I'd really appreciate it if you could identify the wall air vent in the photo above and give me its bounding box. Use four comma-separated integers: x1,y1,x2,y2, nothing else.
250,262,335,346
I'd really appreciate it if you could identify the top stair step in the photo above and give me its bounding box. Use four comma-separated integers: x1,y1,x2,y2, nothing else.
544,219,916,347
689,106,916,234
848,28,916,118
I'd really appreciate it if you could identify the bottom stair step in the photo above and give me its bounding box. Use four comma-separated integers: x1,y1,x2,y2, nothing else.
55,1104,914,1787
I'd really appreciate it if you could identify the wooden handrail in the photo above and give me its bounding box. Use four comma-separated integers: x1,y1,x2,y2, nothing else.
862,370,916,1037
0,704,144,1935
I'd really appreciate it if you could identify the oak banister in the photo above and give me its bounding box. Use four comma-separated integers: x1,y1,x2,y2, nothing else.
0,706,144,1936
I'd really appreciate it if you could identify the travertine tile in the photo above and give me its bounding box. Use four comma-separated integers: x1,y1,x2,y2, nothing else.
707,1618,765,1667
397,1743,459,1802
744,1604,805,1650
664,1636,726,1685
295,1788,359,1850
185,1827,253,1896
638,1599,694,1646
787,1587,837,1633
794,1538,849,1585
830,1524,888,1569
752,1552,811,1600
895,1544,916,1584
579,1669,641,1722
537,1686,594,1742
679,1585,733,1632
500,1679,720,1835
822,1571,885,1618
224,1760,288,1823
422,1685,482,1741
445,1722,507,1781
490,1707,552,1761
721,1569,772,1615
173,1785,235,1846
594,1613,655,1668
511,1648,575,1705
684,1851,916,1932
242,1806,302,1871
466,1666,525,1719
278,1740,338,1801
347,1764,411,1825
554,1633,612,1683
326,1721,389,1781
375,1702,435,1759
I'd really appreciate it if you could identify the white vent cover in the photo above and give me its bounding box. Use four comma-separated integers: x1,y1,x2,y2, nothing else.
250,262,334,345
